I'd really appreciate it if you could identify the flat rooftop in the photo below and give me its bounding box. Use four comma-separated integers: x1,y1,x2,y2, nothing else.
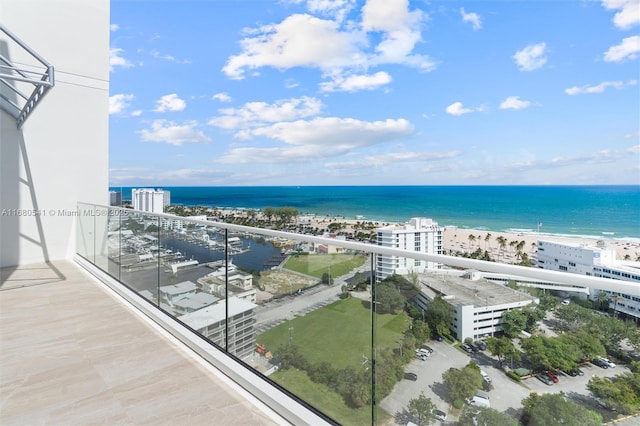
0,261,279,425
419,271,538,307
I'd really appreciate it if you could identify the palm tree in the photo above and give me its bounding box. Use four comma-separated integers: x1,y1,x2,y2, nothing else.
468,234,476,253
594,291,611,311
484,233,492,250
496,236,507,262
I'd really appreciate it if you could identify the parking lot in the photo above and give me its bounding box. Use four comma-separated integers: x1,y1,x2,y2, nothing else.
380,340,630,424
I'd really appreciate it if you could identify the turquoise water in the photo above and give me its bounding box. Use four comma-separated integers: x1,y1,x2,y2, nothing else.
111,186,640,239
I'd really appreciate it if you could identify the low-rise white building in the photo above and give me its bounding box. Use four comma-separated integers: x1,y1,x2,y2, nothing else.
179,297,257,358
376,217,443,282
159,281,197,305
537,240,640,320
415,270,539,341
198,263,257,304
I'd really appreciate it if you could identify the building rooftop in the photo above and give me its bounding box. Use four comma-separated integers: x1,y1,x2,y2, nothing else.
419,270,537,307
159,280,197,296
179,297,257,330
0,261,279,425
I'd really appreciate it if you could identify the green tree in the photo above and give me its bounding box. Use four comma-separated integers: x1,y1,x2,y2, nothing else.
263,207,275,223
587,361,640,415
407,393,437,426
522,392,602,426
486,337,520,367
411,320,431,343
374,280,405,314
424,296,454,339
501,309,528,338
442,363,483,403
521,335,583,372
321,271,334,285
458,406,518,426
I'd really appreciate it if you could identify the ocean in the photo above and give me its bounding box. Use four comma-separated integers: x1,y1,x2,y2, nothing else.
111,186,640,240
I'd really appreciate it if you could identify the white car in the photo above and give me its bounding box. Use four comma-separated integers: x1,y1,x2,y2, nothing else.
600,357,616,368
433,409,447,421
480,369,492,384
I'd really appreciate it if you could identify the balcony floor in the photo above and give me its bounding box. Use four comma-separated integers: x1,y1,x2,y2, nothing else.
0,260,280,425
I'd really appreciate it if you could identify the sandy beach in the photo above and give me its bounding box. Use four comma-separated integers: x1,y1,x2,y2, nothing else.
295,215,640,263
201,208,640,263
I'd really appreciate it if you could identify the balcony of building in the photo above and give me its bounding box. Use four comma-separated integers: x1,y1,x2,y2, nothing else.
4,203,625,425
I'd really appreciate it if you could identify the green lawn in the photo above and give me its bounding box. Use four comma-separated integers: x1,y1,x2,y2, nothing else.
270,368,391,426
258,297,410,369
261,297,406,425
283,253,367,279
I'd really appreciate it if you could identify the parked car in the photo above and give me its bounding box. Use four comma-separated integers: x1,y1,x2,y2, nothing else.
592,358,609,369
416,352,428,361
599,357,616,368
434,335,444,342
480,369,492,384
475,340,487,351
537,374,554,385
546,372,559,383
420,345,434,354
432,409,447,421
470,343,481,353
416,348,430,357
461,344,474,353
404,372,418,381
564,368,584,377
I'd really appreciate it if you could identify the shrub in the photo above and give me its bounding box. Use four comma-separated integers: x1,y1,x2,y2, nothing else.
453,399,464,409
507,371,522,382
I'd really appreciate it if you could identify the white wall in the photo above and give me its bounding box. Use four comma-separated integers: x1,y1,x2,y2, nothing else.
0,0,110,267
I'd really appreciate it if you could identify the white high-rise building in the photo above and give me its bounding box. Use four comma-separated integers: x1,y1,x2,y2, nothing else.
132,188,166,214
376,217,443,282
537,240,640,320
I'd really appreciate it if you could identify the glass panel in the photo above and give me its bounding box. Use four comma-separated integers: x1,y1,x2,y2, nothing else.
93,205,110,272
76,202,95,262
105,207,125,281
116,211,160,306
253,235,374,425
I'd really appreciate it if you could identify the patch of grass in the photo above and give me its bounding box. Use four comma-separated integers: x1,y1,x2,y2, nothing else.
271,368,381,426
284,253,367,279
259,298,410,370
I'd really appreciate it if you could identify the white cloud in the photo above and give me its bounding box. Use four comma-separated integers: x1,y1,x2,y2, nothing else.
445,101,482,116
109,94,135,115
131,110,143,117
218,117,414,164
460,8,482,30
109,48,134,71
139,120,210,146
603,36,640,62
110,24,120,32
212,92,232,103
602,0,640,30
150,50,191,64
513,42,547,71
209,96,323,130
319,71,392,92
222,14,364,80
564,79,637,95
306,0,356,22
154,94,187,112
222,0,435,82
499,96,531,110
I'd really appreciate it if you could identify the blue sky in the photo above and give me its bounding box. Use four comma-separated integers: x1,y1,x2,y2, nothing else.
109,0,639,186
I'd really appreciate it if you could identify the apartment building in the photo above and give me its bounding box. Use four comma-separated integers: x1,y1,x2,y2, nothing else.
132,188,168,214
415,270,539,341
376,217,443,282
537,240,640,320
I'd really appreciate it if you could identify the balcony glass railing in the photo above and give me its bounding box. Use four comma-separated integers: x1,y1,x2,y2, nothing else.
76,203,639,425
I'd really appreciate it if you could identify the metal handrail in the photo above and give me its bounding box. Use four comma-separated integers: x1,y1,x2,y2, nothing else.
0,24,55,128
83,203,640,297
